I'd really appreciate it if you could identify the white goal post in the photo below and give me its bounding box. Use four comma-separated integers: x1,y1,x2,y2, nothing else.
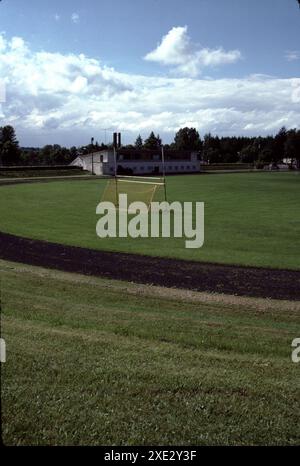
101,146,168,210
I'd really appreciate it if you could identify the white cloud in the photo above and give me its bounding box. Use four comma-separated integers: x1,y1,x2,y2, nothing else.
10,36,27,51
144,26,242,77
0,34,298,147
0,35,7,52
71,13,80,24
54,14,61,22
285,50,300,62
145,26,190,66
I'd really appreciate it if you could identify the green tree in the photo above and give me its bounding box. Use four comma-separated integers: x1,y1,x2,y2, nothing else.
135,134,143,148
143,131,162,150
273,127,287,163
69,146,78,162
219,138,239,163
174,127,202,151
202,133,221,163
285,129,300,168
239,144,258,163
0,125,21,165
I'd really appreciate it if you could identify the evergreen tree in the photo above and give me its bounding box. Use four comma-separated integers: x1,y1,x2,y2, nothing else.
135,134,143,148
144,131,162,150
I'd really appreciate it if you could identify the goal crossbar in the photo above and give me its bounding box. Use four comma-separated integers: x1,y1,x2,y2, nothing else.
116,175,163,181
117,179,164,186
101,176,166,208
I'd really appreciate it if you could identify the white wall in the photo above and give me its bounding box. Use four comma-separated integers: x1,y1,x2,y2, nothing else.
71,152,107,175
109,160,201,175
71,150,201,175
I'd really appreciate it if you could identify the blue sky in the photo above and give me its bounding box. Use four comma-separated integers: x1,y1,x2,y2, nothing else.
0,0,299,146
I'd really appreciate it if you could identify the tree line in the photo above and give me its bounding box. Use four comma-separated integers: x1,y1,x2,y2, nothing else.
0,125,299,168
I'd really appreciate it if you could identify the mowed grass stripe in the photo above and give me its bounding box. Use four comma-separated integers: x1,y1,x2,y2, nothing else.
1,261,299,445
2,266,299,357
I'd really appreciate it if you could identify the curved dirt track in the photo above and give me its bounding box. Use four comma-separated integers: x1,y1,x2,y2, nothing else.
0,231,299,300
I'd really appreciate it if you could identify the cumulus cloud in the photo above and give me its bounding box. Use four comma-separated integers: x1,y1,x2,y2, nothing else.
71,13,80,24
144,26,242,77
0,33,299,146
285,50,300,62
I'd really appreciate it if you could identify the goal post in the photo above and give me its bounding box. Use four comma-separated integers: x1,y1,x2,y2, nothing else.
101,140,168,211
101,175,166,210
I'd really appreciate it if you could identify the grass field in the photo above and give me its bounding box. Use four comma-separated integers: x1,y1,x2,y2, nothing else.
0,172,299,269
1,259,299,446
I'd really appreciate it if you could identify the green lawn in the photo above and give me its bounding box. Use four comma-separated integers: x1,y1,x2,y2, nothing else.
1,260,299,445
0,172,299,269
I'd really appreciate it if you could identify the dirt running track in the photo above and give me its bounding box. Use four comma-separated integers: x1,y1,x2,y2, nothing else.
0,231,299,300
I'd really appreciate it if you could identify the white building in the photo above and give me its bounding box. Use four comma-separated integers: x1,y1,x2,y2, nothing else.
71,149,201,175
